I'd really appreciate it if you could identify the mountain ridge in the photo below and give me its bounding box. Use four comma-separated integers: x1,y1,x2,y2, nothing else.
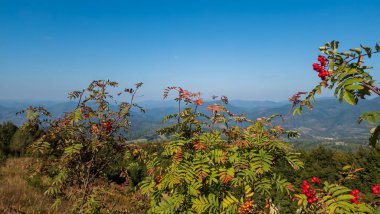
1,97,379,141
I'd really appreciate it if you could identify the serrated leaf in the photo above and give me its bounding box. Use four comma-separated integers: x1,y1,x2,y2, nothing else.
342,78,363,86
336,194,354,201
343,91,356,105
358,111,380,124
345,84,364,90
332,188,351,197
357,204,375,213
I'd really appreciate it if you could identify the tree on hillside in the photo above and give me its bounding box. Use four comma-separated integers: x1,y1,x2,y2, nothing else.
9,123,42,156
0,121,19,156
26,80,144,213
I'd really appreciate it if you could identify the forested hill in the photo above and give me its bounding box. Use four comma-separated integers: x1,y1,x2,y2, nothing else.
0,97,379,140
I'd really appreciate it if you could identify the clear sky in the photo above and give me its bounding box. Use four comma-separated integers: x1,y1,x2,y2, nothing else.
1,0,379,101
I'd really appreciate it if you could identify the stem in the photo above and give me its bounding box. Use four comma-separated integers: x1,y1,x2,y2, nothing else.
189,104,199,136
177,96,181,127
81,152,95,210
362,82,380,96
76,90,85,108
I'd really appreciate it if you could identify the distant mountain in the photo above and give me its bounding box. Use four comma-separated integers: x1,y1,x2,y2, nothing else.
0,100,61,109
1,97,379,141
136,100,178,108
243,97,380,139
0,105,23,125
228,100,288,109
136,99,288,109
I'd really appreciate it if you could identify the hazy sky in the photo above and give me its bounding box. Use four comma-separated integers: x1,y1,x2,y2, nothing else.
1,0,379,101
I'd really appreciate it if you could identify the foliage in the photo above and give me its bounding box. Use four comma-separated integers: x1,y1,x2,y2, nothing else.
141,89,303,213
5,40,379,214
0,122,18,156
24,80,144,213
291,41,380,213
294,166,380,213
9,123,42,156
291,41,380,147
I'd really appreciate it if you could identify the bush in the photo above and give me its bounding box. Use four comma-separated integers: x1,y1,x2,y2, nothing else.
140,88,303,213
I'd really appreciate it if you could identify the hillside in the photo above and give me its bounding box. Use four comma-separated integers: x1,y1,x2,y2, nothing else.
0,97,379,141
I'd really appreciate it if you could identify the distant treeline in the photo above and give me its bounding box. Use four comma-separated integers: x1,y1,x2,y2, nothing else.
0,121,43,162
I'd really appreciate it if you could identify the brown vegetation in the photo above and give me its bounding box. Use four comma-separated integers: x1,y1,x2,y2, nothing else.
0,158,61,213
0,158,147,213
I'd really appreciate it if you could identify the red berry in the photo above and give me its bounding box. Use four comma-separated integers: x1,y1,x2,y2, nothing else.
313,63,321,71
350,198,359,204
318,55,325,61
311,176,321,183
372,185,380,194
351,189,360,195
307,198,314,204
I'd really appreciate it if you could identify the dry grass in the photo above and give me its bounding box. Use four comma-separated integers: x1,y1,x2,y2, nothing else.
0,158,148,213
0,157,62,213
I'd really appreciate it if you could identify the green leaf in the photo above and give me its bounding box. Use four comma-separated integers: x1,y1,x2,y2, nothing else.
343,91,356,105
336,194,354,201
342,78,363,86
357,203,375,213
342,165,352,171
358,111,380,124
74,108,83,122
375,43,380,52
292,106,302,116
332,188,351,197
344,84,364,91
350,48,362,55
369,125,380,147
361,45,372,58
319,46,328,51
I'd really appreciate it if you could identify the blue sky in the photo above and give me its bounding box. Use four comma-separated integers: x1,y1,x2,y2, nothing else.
0,0,379,101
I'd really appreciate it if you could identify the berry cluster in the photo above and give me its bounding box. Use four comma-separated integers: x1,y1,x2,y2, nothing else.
312,55,330,80
101,121,112,134
80,107,89,119
350,189,360,204
311,176,321,184
302,180,317,204
237,199,253,214
372,184,380,195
